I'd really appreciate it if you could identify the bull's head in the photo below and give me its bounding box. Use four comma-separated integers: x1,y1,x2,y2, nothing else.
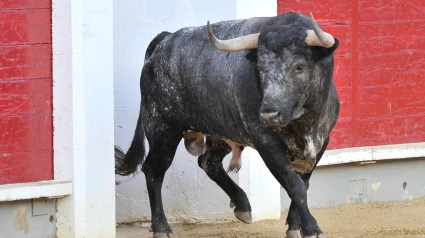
207,13,338,127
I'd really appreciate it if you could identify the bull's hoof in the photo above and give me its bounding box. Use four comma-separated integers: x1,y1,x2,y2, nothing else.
229,201,235,208
286,230,302,238
149,225,153,232
153,232,173,238
303,233,326,238
234,210,252,224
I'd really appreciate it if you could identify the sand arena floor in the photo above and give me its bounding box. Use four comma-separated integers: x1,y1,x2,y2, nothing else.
117,197,425,238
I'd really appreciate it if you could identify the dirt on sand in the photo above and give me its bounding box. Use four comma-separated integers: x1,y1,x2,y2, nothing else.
117,197,425,238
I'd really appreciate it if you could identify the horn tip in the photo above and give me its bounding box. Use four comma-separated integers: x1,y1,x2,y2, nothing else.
206,21,214,44
206,21,212,32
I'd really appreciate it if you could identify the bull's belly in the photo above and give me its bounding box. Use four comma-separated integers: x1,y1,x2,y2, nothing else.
184,130,251,172
184,130,315,174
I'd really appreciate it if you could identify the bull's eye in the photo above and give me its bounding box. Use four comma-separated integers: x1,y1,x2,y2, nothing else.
296,65,305,71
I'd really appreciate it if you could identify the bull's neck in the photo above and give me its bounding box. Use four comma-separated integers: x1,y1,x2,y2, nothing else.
285,83,338,155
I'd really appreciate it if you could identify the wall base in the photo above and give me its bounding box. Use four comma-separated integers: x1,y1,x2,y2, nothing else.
281,157,425,210
0,199,56,238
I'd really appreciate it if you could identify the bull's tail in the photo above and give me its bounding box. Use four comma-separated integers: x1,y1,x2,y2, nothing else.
115,109,146,176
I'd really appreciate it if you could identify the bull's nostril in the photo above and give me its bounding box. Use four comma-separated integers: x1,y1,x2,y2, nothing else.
272,113,282,123
260,111,284,125
268,112,279,118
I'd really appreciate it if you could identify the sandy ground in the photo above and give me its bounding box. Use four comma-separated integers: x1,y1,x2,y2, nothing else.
117,197,425,238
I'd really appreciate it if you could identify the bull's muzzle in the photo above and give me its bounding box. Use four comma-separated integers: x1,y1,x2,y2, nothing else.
260,111,284,126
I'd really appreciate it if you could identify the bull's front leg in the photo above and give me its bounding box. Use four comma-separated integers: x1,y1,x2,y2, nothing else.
252,134,324,238
286,138,329,238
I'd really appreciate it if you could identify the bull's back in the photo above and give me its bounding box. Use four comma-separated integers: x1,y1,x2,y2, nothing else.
141,18,269,142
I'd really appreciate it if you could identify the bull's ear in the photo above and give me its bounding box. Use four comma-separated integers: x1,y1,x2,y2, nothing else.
312,38,339,62
245,49,258,62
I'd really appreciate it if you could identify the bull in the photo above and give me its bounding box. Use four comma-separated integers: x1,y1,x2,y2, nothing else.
115,11,340,238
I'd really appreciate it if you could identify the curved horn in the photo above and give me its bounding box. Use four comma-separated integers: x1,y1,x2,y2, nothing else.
207,21,260,52
305,13,335,48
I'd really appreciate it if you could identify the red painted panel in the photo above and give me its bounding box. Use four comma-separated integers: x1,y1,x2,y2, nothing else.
389,54,425,86
358,86,392,118
357,83,425,119
0,114,52,154
358,54,425,88
0,0,51,9
0,78,52,115
1,3,53,184
359,0,425,22
0,150,53,184
404,115,425,138
328,119,354,149
337,88,352,119
350,0,360,148
357,56,392,87
0,9,52,45
334,57,352,89
356,0,425,146
391,84,425,116
357,117,406,146
358,21,425,57
278,0,352,21
0,44,52,81
357,115,425,147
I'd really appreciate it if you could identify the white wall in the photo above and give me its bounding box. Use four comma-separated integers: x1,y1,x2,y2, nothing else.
53,0,116,237
114,0,277,223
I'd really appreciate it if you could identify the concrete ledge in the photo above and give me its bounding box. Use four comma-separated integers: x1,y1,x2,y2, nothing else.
319,142,425,166
0,180,72,202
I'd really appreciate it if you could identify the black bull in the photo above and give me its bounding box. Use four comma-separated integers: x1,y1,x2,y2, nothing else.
116,11,340,238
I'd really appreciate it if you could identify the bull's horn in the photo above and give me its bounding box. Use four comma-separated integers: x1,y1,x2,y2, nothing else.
207,21,259,52
305,13,335,48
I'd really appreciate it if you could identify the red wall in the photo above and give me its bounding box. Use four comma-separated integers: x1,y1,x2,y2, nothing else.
0,0,53,184
278,0,425,150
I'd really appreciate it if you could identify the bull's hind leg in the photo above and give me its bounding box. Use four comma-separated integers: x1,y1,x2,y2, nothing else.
198,136,252,223
286,138,329,238
142,127,182,238
224,139,244,173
